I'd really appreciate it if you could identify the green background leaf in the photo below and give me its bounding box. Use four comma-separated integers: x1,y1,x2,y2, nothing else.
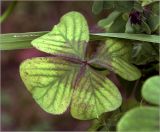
132,42,159,65
103,1,115,9
140,0,158,6
107,15,126,33
141,20,151,34
125,18,135,33
150,1,159,15
117,107,160,132
133,1,143,12
98,11,121,30
92,1,103,15
113,1,134,12
142,76,160,105
147,14,160,32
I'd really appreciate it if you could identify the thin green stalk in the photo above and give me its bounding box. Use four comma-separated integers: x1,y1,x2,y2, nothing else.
0,31,48,50
91,33,160,44
130,79,140,98
0,1,17,23
0,31,159,50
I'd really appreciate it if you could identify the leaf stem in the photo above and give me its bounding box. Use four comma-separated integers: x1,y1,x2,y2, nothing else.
90,33,160,44
0,1,17,23
0,31,48,50
130,79,140,98
0,31,159,50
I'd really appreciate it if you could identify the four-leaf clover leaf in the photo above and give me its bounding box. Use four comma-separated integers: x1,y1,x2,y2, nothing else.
20,11,141,120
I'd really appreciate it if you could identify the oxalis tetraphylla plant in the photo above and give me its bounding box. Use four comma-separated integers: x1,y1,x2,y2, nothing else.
20,11,141,120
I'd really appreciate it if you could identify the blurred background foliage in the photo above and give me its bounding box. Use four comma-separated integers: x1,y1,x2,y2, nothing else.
1,1,159,131
1,1,99,131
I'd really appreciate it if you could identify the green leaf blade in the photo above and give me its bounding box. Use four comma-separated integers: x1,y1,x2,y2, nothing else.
142,76,160,105
98,11,121,29
141,20,151,34
1,32,159,51
125,18,135,33
20,57,80,114
132,42,159,65
92,1,103,15
114,1,134,12
117,107,160,132
107,15,126,33
31,11,89,59
90,33,160,44
71,67,122,120
147,14,160,32
103,1,115,9
0,31,48,50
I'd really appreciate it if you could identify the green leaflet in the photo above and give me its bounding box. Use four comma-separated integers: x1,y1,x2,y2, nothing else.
140,0,158,6
71,66,122,120
133,1,143,12
98,11,121,30
113,1,134,12
142,76,160,105
150,1,159,15
20,57,80,114
141,20,151,34
147,14,160,32
117,107,160,132
98,12,126,33
125,18,135,33
103,1,115,9
89,38,141,81
107,15,126,33
132,42,159,65
92,1,134,13
31,12,89,60
117,75,160,132
92,1,104,15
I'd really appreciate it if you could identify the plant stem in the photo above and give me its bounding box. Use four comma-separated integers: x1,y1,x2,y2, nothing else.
130,79,140,98
140,99,144,106
0,31,48,50
0,1,17,23
1,32,160,50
